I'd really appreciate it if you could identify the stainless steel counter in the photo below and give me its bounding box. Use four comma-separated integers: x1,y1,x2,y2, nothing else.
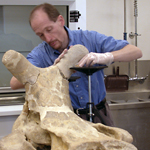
0,95,25,106
0,87,25,106
0,87,25,94
0,87,25,138
106,91,150,150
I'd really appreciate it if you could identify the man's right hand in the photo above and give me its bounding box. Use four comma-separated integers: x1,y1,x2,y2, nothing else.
54,49,68,65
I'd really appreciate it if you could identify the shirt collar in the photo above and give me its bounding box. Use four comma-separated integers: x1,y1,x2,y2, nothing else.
64,26,74,49
43,41,60,56
44,26,74,55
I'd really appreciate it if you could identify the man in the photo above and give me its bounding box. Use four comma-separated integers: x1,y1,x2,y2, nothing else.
10,3,142,126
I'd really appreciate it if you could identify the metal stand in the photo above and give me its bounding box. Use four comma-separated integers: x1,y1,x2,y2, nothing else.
88,74,93,122
128,0,148,83
70,66,107,122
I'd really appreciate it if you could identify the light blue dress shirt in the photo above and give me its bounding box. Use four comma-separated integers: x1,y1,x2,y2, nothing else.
27,26,129,109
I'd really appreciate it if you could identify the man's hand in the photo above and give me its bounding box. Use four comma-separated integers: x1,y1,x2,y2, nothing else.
54,49,68,65
78,52,114,67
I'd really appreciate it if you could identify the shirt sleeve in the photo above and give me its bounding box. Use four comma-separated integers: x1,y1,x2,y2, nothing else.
27,49,41,67
84,31,129,53
27,42,57,68
27,42,47,68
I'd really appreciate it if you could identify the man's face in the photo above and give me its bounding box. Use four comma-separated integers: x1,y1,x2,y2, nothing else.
31,11,66,51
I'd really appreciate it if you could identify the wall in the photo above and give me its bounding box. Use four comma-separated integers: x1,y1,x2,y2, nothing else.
86,0,150,60
0,5,68,87
86,0,150,91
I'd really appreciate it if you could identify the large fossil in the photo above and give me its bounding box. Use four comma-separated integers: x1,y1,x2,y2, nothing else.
0,45,137,150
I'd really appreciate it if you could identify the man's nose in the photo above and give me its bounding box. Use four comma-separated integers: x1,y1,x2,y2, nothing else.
45,33,52,43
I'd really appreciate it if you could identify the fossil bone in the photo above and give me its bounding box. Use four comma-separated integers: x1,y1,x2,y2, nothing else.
0,45,137,150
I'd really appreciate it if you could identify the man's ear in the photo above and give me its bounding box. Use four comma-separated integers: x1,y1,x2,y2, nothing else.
57,15,65,26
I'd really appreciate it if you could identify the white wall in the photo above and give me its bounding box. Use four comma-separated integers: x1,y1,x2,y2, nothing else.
69,0,86,30
86,0,150,60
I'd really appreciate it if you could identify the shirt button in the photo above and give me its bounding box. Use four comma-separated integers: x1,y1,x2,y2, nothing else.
76,85,78,87
80,97,83,99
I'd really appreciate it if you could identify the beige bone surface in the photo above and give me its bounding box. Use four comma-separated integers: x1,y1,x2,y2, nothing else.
0,45,137,150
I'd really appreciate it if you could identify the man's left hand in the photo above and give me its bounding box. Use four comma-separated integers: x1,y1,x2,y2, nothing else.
78,52,114,67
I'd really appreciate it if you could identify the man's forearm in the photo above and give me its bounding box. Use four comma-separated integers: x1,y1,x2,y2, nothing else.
112,44,142,62
10,76,24,90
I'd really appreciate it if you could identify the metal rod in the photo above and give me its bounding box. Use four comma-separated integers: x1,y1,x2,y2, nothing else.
123,0,131,77
128,0,148,82
134,0,138,77
124,0,132,78
124,0,127,36
88,75,93,122
123,0,127,41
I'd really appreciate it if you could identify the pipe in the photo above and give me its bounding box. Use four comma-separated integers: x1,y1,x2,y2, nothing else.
129,0,148,83
123,0,127,40
88,75,93,122
134,0,138,78
123,0,131,77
